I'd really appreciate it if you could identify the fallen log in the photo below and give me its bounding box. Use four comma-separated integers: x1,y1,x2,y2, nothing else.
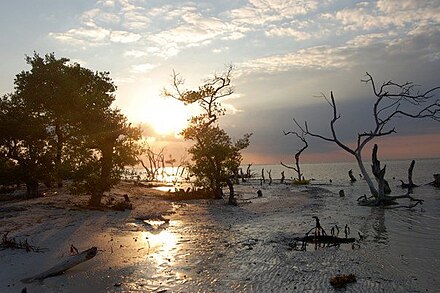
294,235,356,244
21,247,97,283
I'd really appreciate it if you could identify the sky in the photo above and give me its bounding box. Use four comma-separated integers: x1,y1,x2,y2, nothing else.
1,0,439,164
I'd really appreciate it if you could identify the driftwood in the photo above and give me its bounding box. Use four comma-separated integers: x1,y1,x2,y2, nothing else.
21,247,97,283
1,232,45,252
348,169,357,182
294,235,355,244
293,217,356,251
431,174,440,187
280,171,285,184
358,145,423,208
400,160,418,190
267,169,272,185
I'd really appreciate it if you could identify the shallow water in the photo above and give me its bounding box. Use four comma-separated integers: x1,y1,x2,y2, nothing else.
132,158,440,291
261,158,440,291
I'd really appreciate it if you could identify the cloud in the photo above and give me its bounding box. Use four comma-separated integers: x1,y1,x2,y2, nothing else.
97,0,115,8
329,0,440,31
228,0,318,28
81,8,120,26
110,30,141,43
239,45,353,74
123,49,148,58
265,27,311,40
49,23,110,46
130,63,157,73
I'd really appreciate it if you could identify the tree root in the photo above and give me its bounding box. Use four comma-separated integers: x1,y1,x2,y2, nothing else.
357,193,423,208
0,232,46,252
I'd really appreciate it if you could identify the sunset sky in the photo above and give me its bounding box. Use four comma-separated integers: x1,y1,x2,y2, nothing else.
1,0,439,163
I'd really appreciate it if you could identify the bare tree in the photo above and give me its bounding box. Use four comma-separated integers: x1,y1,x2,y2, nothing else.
267,169,272,185
137,144,166,182
281,129,308,181
163,65,251,203
295,72,439,200
358,144,423,208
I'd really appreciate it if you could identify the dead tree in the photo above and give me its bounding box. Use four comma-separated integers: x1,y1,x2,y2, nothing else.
431,174,440,187
280,171,285,184
400,160,418,191
281,129,308,181
295,73,439,200
137,144,166,181
246,163,253,178
358,144,423,207
261,168,265,183
240,168,246,182
267,169,272,185
348,169,357,182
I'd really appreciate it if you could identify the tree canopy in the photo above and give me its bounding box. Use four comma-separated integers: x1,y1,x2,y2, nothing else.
164,66,251,204
0,52,140,205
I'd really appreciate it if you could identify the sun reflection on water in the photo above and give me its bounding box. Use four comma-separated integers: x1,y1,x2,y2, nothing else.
142,220,179,266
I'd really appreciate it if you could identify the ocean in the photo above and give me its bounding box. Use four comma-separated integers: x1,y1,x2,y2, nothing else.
125,158,439,290
253,158,440,291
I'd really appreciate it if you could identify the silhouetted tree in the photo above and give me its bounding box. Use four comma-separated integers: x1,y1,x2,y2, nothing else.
164,66,251,204
0,93,52,197
281,128,308,182
295,73,439,201
0,52,141,203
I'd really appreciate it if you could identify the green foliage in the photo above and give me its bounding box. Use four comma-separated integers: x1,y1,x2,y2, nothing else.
0,52,141,203
291,179,311,185
165,66,251,196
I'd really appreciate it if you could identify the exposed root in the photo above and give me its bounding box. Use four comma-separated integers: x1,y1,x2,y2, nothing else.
1,232,46,252
292,217,357,251
357,192,423,208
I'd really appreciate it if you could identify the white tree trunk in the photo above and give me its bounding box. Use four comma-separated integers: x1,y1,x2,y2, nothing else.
355,153,378,197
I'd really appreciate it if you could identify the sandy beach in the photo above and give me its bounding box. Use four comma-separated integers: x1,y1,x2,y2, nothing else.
0,180,433,292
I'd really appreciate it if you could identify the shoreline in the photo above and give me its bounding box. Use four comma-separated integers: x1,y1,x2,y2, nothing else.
0,180,432,292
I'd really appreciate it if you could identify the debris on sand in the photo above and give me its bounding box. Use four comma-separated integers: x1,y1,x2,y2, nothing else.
0,232,45,252
329,273,356,288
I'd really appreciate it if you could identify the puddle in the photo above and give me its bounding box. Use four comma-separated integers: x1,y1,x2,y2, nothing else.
152,186,177,192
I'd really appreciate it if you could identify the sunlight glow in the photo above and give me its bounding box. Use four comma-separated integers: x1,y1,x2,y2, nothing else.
143,98,192,136
142,220,179,266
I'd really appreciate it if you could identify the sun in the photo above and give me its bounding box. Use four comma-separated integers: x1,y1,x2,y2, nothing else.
143,97,193,136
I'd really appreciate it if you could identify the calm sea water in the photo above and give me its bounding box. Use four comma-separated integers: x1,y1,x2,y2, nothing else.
127,159,440,289
254,158,440,291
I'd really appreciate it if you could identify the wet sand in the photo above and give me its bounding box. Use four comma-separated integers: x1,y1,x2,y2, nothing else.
0,181,428,292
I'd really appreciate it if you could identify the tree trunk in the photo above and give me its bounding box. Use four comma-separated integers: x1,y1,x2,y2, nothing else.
433,174,440,187
401,160,418,190
25,180,39,198
355,153,378,196
348,169,357,182
295,154,302,181
214,188,223,199
55,123,64,188
89,143,113,207
226,178,236,205
88,192,103,207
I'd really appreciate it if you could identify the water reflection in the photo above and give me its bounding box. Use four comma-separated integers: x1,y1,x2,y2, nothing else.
142,220,179,266
153,186,177,192
360,207,388,244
